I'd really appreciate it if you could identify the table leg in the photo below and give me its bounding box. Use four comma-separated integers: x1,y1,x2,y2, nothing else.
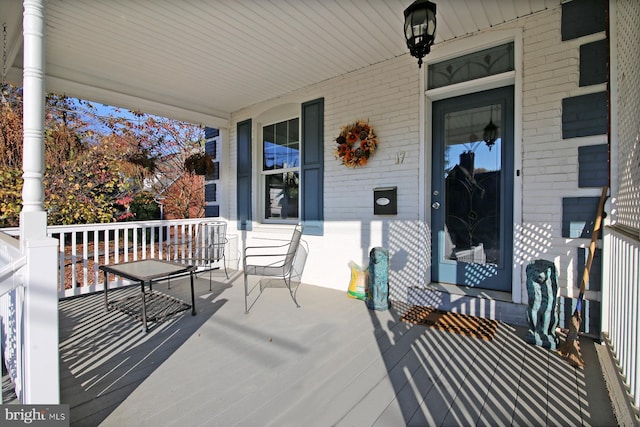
103,270,109,311
190,271,196,315
141,280,148,333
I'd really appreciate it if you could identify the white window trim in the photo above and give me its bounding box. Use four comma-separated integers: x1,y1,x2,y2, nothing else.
254,103,301,226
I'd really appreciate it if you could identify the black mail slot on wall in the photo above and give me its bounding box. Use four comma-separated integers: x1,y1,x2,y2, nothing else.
374,187,397,215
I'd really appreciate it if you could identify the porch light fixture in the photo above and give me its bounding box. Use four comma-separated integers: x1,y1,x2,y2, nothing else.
483,107,498,151
403,0,437,68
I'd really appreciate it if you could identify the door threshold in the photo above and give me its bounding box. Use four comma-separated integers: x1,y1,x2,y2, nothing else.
425,282,513,303
408,284,526,326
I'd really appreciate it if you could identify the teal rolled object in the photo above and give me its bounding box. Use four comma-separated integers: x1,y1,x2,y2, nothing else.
525,259,559,349
367,247,389,311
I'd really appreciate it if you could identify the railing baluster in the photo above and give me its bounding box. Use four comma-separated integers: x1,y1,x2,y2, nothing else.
153,224,158,259
71,232,77,293
603,226,640,410
57,234,65,293
115,228,120,265
137,224,141,259
105,228,110,267
124,225,129,262
82,229,89,288
94,229,100,288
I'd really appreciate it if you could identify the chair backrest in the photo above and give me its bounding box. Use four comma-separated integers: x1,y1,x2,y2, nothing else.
283,223,303,276
196,221,227,261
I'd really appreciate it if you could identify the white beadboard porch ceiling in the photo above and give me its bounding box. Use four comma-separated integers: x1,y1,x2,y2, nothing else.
2,0,558,127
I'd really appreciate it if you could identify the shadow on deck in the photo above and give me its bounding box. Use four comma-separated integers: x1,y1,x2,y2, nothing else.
56,273,618,426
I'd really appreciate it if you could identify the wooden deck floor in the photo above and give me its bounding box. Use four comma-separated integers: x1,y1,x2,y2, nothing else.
58,272,618,426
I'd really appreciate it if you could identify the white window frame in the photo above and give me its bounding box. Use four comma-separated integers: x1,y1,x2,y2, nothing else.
259,115,301,224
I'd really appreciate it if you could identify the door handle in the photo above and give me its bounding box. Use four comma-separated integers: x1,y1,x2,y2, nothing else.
432,202,440,210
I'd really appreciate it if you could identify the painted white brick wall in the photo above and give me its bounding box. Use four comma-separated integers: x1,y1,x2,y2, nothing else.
222,5,608,307
520,7,607,300
226,55,423,299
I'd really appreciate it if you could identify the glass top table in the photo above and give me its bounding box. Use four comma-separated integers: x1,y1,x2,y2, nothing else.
100,259,197,332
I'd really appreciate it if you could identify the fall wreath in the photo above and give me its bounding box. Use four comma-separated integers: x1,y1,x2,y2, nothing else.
335,120,378,168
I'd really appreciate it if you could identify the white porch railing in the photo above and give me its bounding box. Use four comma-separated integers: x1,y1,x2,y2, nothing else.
0,232,26,403
0,218,237,403
3,218,238,299
602,224,640,411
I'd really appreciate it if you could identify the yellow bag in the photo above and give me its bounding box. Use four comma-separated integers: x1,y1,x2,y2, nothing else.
347,261,368,300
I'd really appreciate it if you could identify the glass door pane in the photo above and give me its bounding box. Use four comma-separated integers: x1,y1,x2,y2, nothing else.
431,86,514,292
443,103,502,265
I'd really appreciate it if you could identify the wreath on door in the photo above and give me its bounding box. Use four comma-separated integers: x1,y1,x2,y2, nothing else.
334,120,378,168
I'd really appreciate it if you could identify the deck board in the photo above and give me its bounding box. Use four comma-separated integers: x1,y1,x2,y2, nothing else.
371,331,451,426
440,324,509,427
476,326,525,426
54,273,618,426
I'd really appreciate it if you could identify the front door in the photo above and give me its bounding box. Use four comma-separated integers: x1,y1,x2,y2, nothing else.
431,86,514,292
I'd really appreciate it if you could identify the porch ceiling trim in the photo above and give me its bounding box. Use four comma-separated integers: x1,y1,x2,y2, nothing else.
45,75,231,129
1,0,560,126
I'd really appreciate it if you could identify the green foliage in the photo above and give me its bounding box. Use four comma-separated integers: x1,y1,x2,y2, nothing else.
45,191,115,225
43,132,131,224
0,96,23,168
129,191,160,221
0,167,23,227
0,86,205,226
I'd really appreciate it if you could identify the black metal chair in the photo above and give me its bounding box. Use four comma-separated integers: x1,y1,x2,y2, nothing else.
243,223,303,313
196,221,229,289
166,220,228,291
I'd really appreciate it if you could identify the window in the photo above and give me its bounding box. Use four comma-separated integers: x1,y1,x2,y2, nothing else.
427,42,514,90
262,118,300,221
237,98,323,233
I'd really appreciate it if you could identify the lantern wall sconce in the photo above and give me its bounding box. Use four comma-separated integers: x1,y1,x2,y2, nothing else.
403,0,437,68
483,107,498,151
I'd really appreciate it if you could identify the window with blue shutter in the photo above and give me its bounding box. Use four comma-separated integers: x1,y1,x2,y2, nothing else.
237,99,324,234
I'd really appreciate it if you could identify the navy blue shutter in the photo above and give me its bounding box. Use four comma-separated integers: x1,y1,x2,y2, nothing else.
301,98,324,236
205,205,220,217
205,183,217,201
237,119,252,230
204,127,219,139
204,129,219,216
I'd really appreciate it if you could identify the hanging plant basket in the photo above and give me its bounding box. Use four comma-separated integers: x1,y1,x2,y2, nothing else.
126,151,157,173
184,153,215,176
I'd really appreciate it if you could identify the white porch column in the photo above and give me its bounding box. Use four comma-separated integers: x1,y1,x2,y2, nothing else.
20,0,60,404
21,0,47,237
22,235,59,404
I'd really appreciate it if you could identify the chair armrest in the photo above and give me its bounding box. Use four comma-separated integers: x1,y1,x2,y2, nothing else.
244,241,289,256
243,242,290,269
244,252,289,260
208,237,228,248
